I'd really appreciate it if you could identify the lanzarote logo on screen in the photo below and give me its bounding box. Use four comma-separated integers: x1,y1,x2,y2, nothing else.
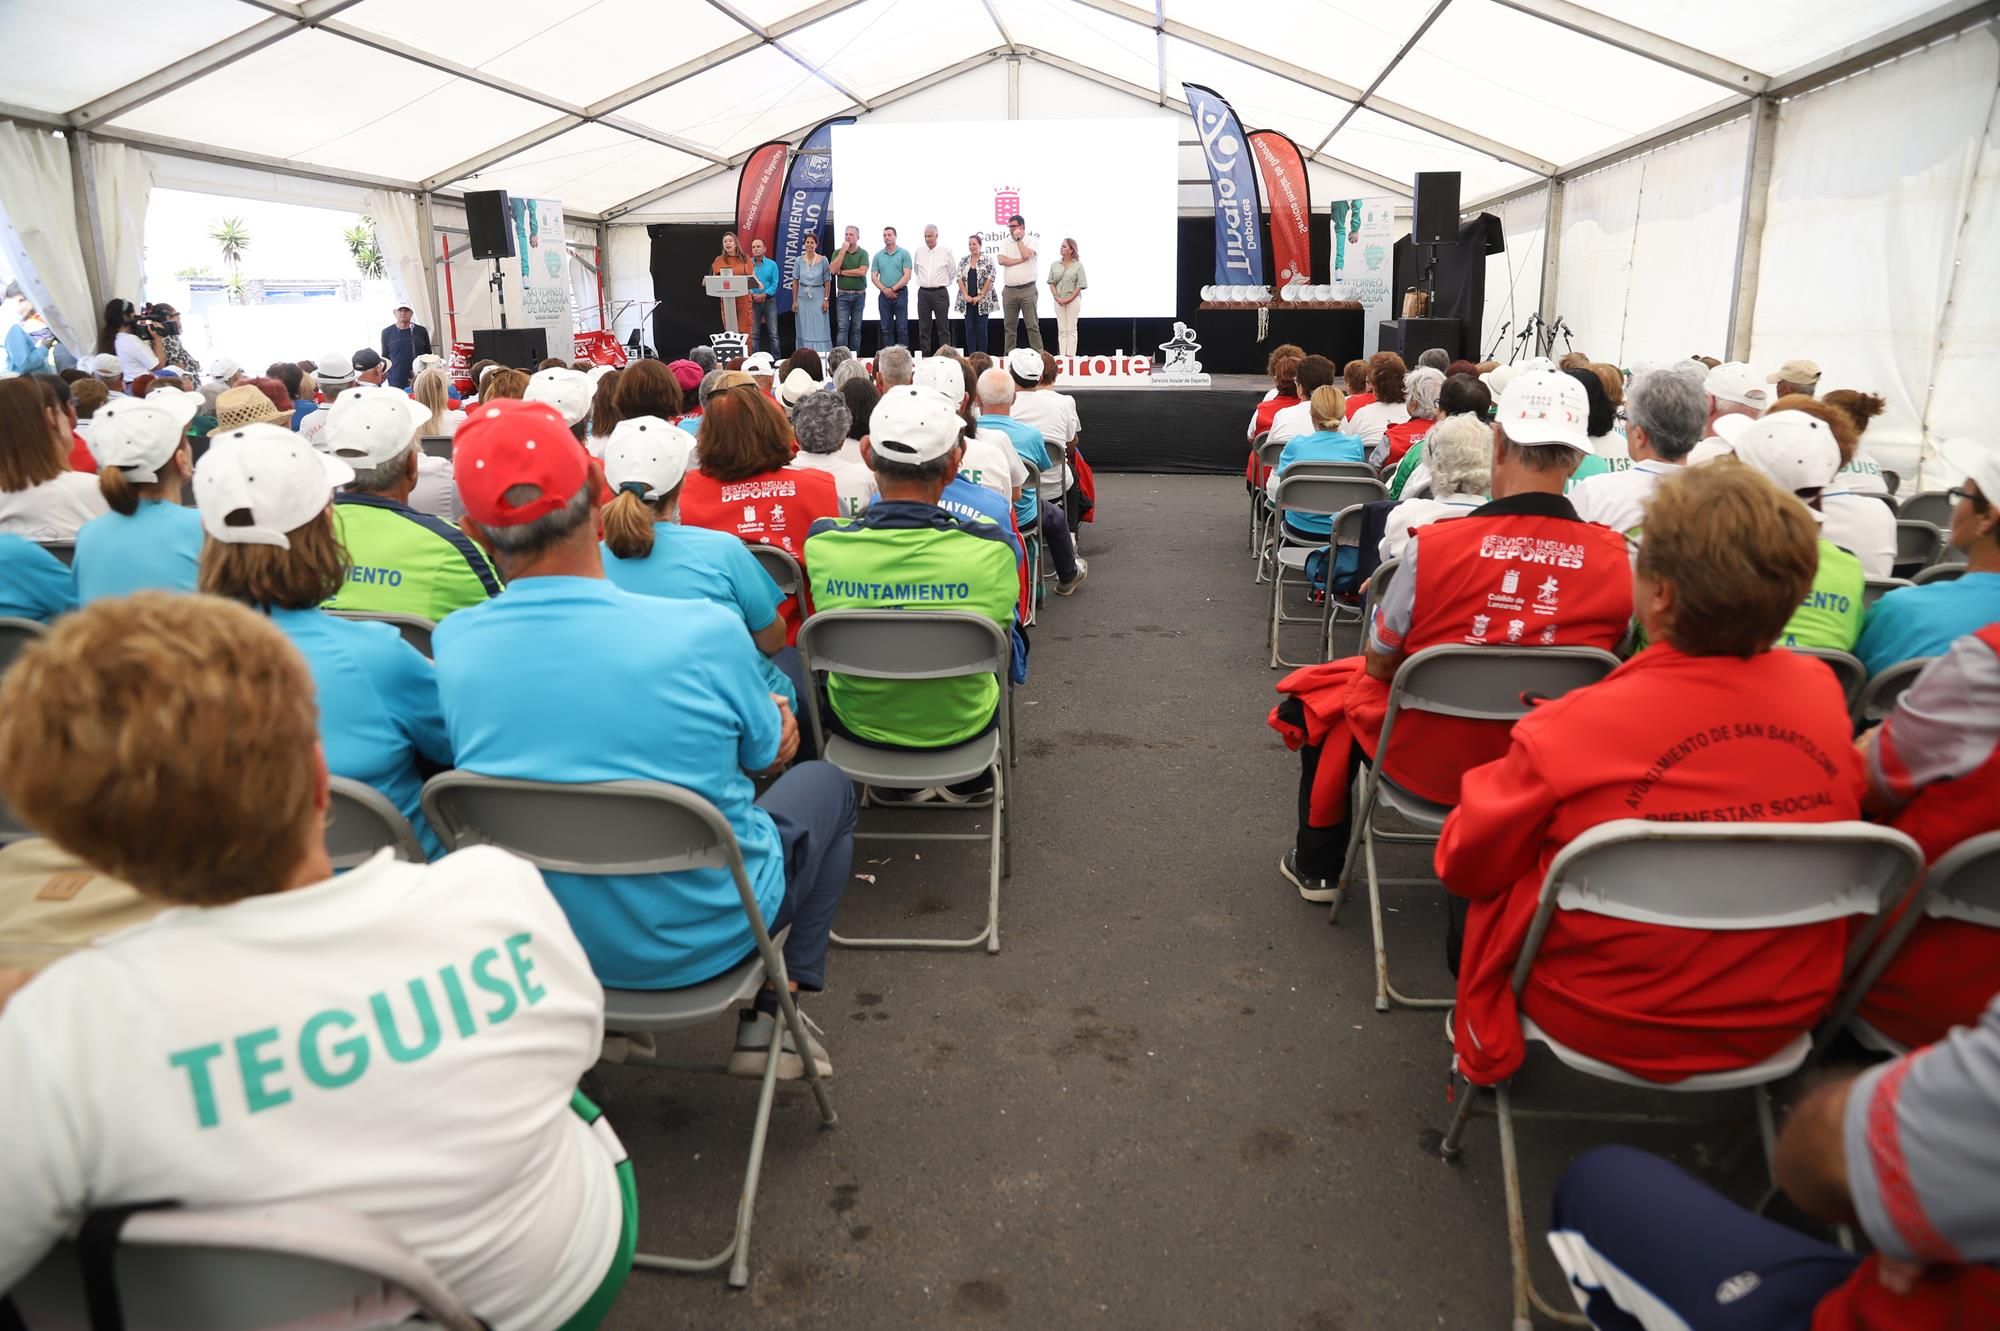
993,186,1021,224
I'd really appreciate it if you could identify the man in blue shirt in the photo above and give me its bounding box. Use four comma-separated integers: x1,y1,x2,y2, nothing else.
378,304,431,390
975,364,1085,593
870,227,913,351
1855,458,2000,674
438,399,856,1079
748,239,781,358
0,535,74,621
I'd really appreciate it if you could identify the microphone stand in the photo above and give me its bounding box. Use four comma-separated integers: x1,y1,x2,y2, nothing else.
1484,320,1509,363
1511,313,1540,364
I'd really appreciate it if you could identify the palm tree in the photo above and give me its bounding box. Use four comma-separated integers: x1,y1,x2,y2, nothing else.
343,217,385,279
210,217,250,303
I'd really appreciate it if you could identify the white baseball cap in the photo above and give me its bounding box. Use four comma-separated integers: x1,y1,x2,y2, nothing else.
1710,412,1757,445
205,357,244,385
412,353,447,377
1731,411,1842,516
1519,356,1556,373
914,356,967,402
195,425,353,549
586,363,619,385
1687,439,1736,466
1494,370,1590,450
1938,437,2000,505
604,416,697,501
316,351,357,387
779,366,822,407
525,367,593,425
86,353,123,378
868,385,963,465
1703,362,1770,411
1480,363,1522,398
740,351,777,377
84,392,200,481
1005,346,1044,383
318,384,432,467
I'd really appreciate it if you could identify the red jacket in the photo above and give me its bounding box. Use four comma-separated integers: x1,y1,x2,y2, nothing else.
1381,416,1433,466
1438,645,1867,1085
678,465,841,636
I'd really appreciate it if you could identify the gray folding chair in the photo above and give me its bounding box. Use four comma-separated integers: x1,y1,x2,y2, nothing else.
1896,490,1953,528
327,610,437,658
33,540,74,567
1786,646,1867,711
1862,575,1911,609
418,434,454,460
1329,555,1400,662
1258,469,1383,586
1437,819,1925,1331
1855,655,1935,728
1331,645,1623,1013
749,542,802,599
1019,458,1044,624
1818,829,2000,1057
1880,468,1900,497
6,1201,483,1331
797,610,1010,953
1912,562,1964,586
1247,431,1275,554
420,773,836,1289
1892,518,1942,575
1265,474,1386,668
326,776,426,869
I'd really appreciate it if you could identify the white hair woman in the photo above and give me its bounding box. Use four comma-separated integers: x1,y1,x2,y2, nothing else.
1377,412,1491,561
1374,365,1444,469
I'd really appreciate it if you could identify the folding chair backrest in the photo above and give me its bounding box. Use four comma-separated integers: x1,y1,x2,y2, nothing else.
1358,557,1401,633
1896,491,1952,529
1786,647,1866,709
1385,644,1621,726
325,610,437,658
1880,468,1900,498
1273,474,1386,526
326,777,426,868
1894,519,1942,569
798,608,1008,682
1281,461,1379,482
1518,820,1924,991
1855,655,1934,726
33,540,74,567
1920,829,2000,928
1256,434,1283,473
418,435,453,460
0,615,49,676
1862,576,1911,609
1912,562,1964,587
750,542,802,597
1331,503,1367,549
7,1202,482,1331
422,773,742,879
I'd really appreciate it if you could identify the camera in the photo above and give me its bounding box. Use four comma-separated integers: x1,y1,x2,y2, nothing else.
136,302,180,339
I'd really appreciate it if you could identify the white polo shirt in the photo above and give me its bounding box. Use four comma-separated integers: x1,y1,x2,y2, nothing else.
999,237,1037,287
791,451,878,517
0,846,622,1331
1267,399,1315,448
1567,458,1685,540
963,428,1028,499
1821,489,1898,578
913,244,956,290
1837,449,1890,497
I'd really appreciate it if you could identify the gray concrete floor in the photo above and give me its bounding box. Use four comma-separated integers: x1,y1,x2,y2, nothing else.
594,474,1754,1331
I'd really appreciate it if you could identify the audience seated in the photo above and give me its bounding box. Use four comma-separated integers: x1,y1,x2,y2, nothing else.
1566,362,1704,538
1347,352,1410,459
34,375,96,473
1007,349,1081,494
0,593,632,1328
195,425,453,857
526,367,594,444
1248,345,1303,440
1375,365,1441,468
1823,388,1891,494
1265,354,1339,454
1550,995,2000,1330
1264,385,1365,538
598,415,801,708
1728,412,1865,651
1440,461,1863,1085
1339,358,1372,418
0,377,106,540
413,366,466,440
71,391,202,603
0,533,74,621
583,367,622,456
837,375,878,465
1388,373,1492,500
1696,360,1770,449
676,380,841,568
214,381,291,436
294,350,358,446
1269,371,1633,902
1854,441,2000,673
788,386,877,517
1771,393,1898,578
610,358,685,438
917,356,1023,504
1377,414,1489,561
438,400,855,1077
779,367,822,414
976,366,1085,594
803,385,1020,757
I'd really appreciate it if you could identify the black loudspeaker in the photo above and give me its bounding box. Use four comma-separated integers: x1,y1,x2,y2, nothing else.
1378,316,1463,362
472,327,547,369
464,189,515,260
1411,171,1461,245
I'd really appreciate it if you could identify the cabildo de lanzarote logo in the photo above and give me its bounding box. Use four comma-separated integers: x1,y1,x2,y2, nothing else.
993,187,1021,225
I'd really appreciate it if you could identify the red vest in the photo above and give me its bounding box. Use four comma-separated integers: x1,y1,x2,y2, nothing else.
1858,624,2000,1048
1812,1261,2000,1331
1345,507,1633,804
678,465,841,635
1381,416,1433,465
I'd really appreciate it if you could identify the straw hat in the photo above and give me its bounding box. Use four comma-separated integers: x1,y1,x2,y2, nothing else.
214,384,290,431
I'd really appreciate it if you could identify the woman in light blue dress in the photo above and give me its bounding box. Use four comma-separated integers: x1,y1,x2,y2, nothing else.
791,230,832,354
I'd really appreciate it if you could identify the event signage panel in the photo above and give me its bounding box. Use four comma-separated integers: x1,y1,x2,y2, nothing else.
1183,83,1264,288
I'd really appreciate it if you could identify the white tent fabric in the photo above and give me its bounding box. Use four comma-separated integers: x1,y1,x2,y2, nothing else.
0,121,94,352
92,141,154,315
366,189,432,331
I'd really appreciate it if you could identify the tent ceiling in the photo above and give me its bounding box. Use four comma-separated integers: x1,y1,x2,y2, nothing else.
0,0,1978,222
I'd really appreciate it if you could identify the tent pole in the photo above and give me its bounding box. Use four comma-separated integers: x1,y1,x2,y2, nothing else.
1007,55,1020,118
417,190,443,336
1537,178,1564,340
596,221,610,336
66,129,111,313
1725,96,1778,361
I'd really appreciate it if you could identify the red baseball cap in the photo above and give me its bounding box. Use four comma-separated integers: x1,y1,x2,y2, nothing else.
452,399,590,527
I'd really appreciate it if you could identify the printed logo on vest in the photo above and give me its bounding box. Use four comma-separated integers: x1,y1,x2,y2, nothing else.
1467,613,1491,644
1715,1273,1761,1304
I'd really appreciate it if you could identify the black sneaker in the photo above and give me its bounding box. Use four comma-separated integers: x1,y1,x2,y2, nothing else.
1278,849,1338,903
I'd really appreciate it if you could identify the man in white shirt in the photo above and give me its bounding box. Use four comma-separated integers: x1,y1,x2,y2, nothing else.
1007,348,1079,497
912,224,957,359
915,355,1024,504
1568,362,1707,541
296,350,359,447
1700,360,1770,441
996,213,1044,354
789,386,877,516
0,593,632,1330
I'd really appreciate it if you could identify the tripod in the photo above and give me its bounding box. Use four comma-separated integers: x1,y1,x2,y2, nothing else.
488,259,508,329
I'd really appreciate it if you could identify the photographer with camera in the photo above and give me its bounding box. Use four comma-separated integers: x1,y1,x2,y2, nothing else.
95,299,165,389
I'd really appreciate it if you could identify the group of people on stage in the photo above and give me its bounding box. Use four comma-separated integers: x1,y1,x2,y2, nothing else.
710,215,1087,361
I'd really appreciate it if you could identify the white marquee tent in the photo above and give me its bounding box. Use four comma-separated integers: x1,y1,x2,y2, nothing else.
2,0,1995,480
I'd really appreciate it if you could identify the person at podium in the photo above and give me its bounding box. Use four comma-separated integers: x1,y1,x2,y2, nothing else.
709,231,752,334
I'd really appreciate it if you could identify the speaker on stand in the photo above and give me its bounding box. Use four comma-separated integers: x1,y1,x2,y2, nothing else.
463,189,523,354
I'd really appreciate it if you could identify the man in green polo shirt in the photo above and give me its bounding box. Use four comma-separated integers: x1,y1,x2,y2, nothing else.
869,227,912,353
318,386,502,623
831,225,869,354
805,385,1015,752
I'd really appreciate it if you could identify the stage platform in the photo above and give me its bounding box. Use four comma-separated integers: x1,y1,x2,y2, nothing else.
1070,374,1263,475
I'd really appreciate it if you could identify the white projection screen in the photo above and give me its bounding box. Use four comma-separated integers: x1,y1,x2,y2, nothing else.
828,119,1179,319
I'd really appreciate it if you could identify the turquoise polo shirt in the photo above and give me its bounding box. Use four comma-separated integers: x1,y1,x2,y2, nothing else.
750,256,780,297
975,413,1052,527
1855,572,2000,675
266,607,453,859
0,534,74,621
432,577,784,989
599,522,795,706
72,500,203,604
870,247,913,290
1270,431,1367,537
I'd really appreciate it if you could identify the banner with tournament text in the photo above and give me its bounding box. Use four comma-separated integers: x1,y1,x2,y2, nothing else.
505,196,574,358
774,116,852,316
1249,130,1311,286
1332,197,1396,356
1183,83,1264,287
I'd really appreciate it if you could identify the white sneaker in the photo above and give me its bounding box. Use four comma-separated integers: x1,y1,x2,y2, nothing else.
727,1007,832,1080
1056,558,1089,596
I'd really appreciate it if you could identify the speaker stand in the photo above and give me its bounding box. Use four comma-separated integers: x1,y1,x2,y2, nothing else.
489,258,508,330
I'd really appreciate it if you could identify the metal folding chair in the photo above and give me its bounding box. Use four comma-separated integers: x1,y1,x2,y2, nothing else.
749,543,803,598
6,1201,483,1331
1247,431,1275,553
798,610,1010,953
1912,562,1964,586
33,540,74,567
326,610,438,658
1892,519,1943,576
1329,555,1401,662
418,434,454,460
420,773,836,1289
1880,468,1900,498
1331,645,1623,1013
325,776,426,868
1855,655,1936,727
1895,490,1953,528
1861,575,1911,609
1019,458,1044,624
1437,819,1925,1331
1265,474,1386,669
1786,646,1867,711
